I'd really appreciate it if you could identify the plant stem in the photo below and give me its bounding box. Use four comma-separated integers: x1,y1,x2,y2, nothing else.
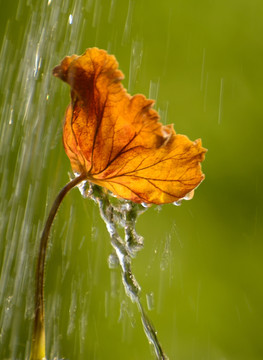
30,173,86,360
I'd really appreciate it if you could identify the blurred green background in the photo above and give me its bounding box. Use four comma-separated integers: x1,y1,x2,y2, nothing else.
1,0,263,359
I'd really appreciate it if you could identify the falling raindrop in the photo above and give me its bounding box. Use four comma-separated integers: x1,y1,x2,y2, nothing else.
146,292,155,311
108,253,119,269
128,40,143,94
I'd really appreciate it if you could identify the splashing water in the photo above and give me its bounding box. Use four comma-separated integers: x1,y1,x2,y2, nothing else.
88,184,169,359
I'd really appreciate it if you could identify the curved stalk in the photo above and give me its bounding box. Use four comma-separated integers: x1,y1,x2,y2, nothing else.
30,173,86,360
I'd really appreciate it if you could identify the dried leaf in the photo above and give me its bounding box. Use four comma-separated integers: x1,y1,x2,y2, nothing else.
53,48,206,204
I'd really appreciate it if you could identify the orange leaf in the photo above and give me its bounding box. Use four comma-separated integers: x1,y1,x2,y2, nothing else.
53,48,206,205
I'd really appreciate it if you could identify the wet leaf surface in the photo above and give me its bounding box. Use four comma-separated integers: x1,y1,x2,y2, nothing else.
53,48,206,204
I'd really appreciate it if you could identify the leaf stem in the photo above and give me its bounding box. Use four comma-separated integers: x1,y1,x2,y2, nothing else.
30,173,86,360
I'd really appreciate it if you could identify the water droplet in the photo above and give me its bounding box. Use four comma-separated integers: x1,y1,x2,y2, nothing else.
149,79,160,101
108,253,119,269
173,190,195,206
73,173,89,198
173,200,182,206
128,40,143,93
146,292,155,311
122,0,135,44
9,109,13,125
183,190,194,201
33,50,42,77
141,202,150,208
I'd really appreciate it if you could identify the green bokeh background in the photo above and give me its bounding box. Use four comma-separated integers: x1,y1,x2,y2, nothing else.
1,0,263,359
